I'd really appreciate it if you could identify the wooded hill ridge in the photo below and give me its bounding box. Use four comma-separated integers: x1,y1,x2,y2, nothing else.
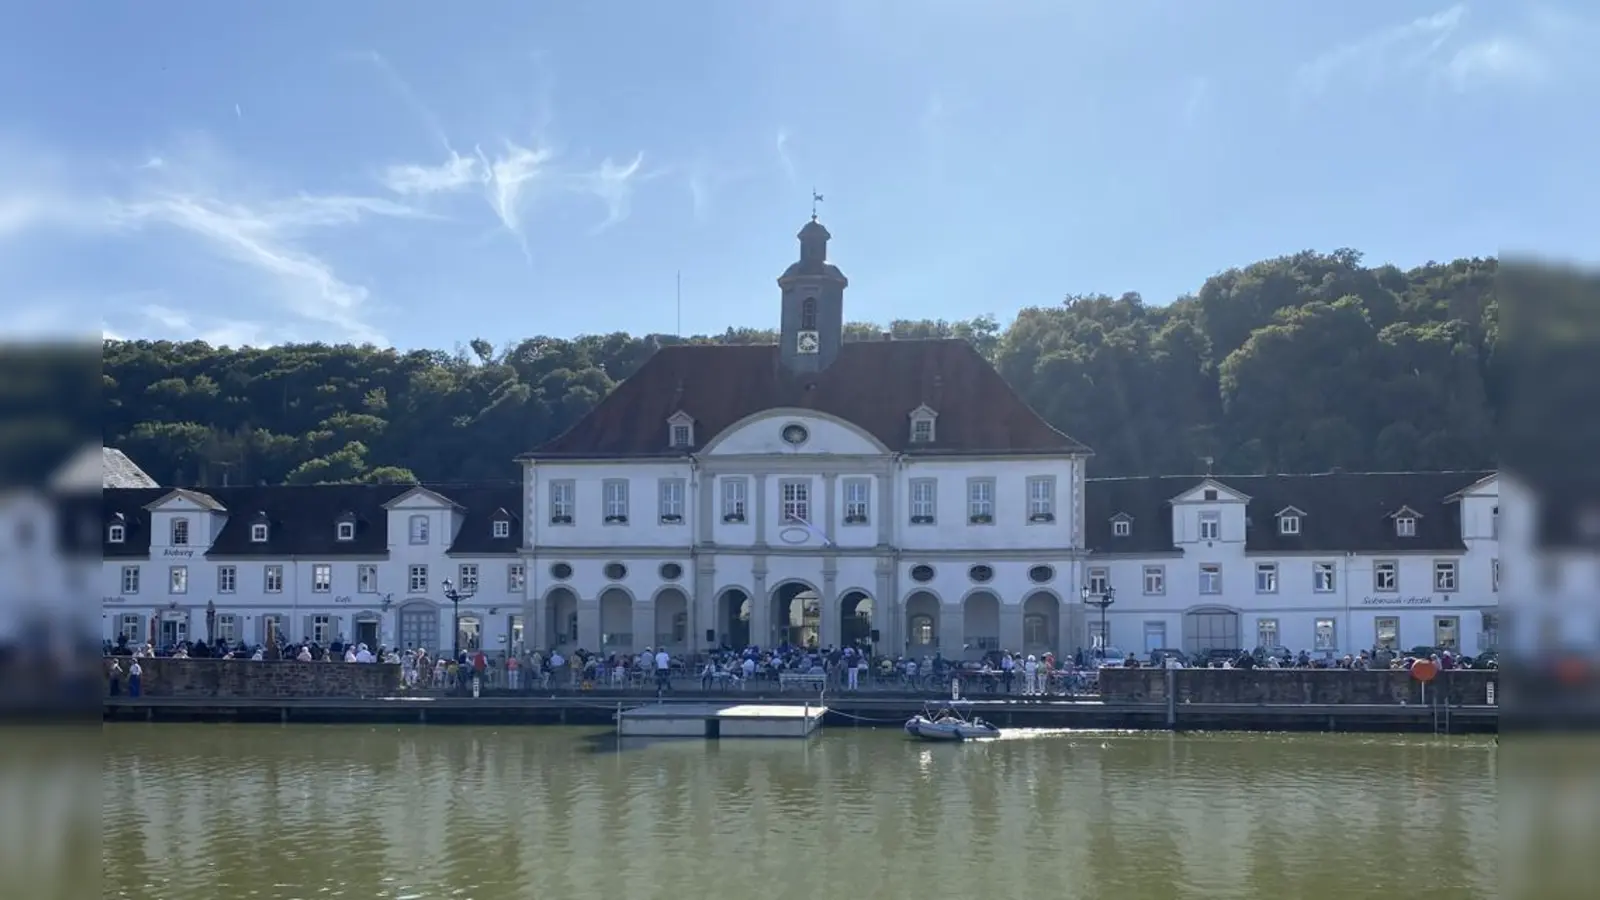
102,249,1499,486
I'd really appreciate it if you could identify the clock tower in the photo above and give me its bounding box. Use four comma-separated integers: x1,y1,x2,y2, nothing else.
777,215,848,374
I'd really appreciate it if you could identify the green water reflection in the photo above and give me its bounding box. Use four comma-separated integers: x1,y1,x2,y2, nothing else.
101,725,1496,899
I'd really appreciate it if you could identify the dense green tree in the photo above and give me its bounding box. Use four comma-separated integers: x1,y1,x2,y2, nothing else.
99,251,1502,485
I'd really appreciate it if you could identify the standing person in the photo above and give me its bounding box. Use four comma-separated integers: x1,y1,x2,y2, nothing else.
127,658,143,698
654,646,672,692
107,659,123,696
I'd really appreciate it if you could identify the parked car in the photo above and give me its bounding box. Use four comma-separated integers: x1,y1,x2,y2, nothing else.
1201,648,1245,667
1149,648,1190,667
1253,645,1292,664
1095,647,1129,668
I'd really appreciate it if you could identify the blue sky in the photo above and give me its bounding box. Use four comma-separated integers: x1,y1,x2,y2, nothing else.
2,1,1596,349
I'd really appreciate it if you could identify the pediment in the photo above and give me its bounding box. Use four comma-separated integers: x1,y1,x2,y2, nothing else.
1275,506,1307,518
1388,505,1424,519
1170,478,1251,504
1109,512,1134,523
382,486,462,510
908,404,938,420
666,410,695,425
142,488,226,512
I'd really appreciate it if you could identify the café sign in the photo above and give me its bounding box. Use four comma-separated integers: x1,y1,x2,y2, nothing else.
162,548,197,558
1361,595,1447,606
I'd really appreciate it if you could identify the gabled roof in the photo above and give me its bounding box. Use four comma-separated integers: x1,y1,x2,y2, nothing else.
143,488,226,512
1388,505,1424,519
382,486,464,510
1169,478,1252,504
1275,506,1307,517
103,483,520,558
1109,512,1134,522
1087,471,1492,554
524,340,1089,458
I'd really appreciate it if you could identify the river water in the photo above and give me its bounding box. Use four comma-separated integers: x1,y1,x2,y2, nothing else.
100,724,1497,899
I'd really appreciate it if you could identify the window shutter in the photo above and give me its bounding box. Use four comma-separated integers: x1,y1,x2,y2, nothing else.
303,615,314,643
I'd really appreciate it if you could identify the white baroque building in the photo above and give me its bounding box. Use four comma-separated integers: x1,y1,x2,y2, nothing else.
98,219,1504,659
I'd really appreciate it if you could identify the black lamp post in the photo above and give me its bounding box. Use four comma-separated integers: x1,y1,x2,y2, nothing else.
442,578,474,659
1081,584,1116,658
205,600,217,646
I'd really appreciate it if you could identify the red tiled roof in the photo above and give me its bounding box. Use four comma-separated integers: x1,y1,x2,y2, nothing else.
525,339,1090,458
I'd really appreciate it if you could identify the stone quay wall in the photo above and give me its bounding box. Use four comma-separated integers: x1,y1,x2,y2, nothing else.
111,658,401,699
1099,667,1497,706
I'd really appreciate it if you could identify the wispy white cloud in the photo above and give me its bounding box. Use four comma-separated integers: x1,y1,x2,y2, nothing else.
775,128,797,184
365,54,646,249
1294,5,1467,98
1442,6,1600,92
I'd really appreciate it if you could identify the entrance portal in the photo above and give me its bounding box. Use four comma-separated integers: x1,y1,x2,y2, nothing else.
772,582,820,649
720,589,751,649
840,591,873,648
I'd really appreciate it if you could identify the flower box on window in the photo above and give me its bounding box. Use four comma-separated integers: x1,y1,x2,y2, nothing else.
660,514,683,524
604,514,629,524
843,514,868,525
911,515,936,525
1029,512,1056,523
969,514,993,524
722,513,746,524
550,515,573,525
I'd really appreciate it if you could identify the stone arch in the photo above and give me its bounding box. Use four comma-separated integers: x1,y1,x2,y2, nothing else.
904,590,940,655
962,590,1001,660
771,579,821,648
1022,590,1060,657
543,586,579,649
700,408,892,455
717,587,752,648
652,586,690,652
838,589,874,648
598,586,635,654
1182,605,1242,656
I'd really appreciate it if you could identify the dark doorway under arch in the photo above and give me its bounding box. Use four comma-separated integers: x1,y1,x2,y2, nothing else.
840,591,873,649
772,582,820,649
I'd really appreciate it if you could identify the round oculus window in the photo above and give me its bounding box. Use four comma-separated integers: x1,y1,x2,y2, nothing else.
968,564,994,583
603,562,628,581
910,564,936,583
1028,565,1055,584
781,423,809,445
659,562,684,581
549,562,573,581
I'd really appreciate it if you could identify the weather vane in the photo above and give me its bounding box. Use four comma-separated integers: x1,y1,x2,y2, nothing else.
811,188,824,220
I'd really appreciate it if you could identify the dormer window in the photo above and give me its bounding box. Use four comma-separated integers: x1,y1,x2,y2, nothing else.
409,514,429,544
107,523,125,543
1112,519,1131,537
250,522,269,543
667,411,695,449
336,522,355,542
1276,507,1305,536
908,405,938,444
493,519,511,539
1395,516,1416,537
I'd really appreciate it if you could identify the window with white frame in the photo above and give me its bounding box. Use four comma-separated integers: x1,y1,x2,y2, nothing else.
171,518,189,545
1026,477,1055,522
603,479,629,524
1142,565,1165,595
1395,515,1416,537
121,565,140,594
250,522,269,543
1375,616,1400,650
967,478,995,524
169,566,188,594
1112,518,1131,537
1433,560,1458,592
910,413,935,443
312,564,332,593
843,478,870,525
1198,512,1221,541
409,515,429,544
492,519,511,538
780,479,810,524
658,479,686,524
265,565,283,593
1313,562,1336,593
550,480,575,524
1256,618,1279,648
1087,567,1110,595
909,479,937,524
337,521,355,541
118,613,141,642
1255,563,1278,593
409,565,428,593
217,566,236,593
311,615,334,645
508,563,526,592
215,614,239,644
670,422,692,448
108,523,125,543
721,478,747,523
1199,564,1222,595
1374,560,1398,592
1278,514,1300,535
1313,618,1337,651
358,565,377,593
458,564,479,591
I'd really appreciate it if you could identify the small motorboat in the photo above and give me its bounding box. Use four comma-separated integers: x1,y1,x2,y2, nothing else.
904,703,1002,742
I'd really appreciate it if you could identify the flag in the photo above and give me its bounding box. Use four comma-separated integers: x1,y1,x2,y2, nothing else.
790,514,834,547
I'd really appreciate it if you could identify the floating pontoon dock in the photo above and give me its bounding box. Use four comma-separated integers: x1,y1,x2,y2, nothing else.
617,702,827,738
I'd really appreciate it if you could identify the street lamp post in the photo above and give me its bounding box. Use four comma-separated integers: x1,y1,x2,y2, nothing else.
442,578,474,659
205,600,217,646
1080,584,1117,658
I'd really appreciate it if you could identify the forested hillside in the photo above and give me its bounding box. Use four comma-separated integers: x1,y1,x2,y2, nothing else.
102,249,1500,486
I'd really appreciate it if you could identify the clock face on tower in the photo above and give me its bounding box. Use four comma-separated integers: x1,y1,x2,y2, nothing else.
796,330,820,354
